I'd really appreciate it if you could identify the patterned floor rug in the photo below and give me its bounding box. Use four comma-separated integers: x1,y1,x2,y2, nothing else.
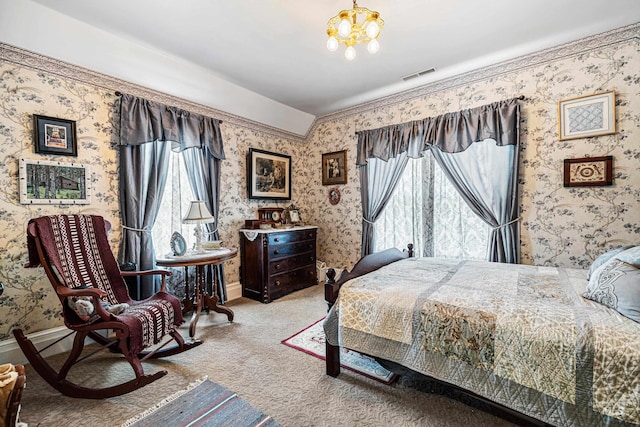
121,377,282,427
281,318,398,385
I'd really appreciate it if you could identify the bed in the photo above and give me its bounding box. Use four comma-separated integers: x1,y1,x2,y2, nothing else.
323,247,640,427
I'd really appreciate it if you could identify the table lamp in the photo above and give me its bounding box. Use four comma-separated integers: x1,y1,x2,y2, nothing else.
182,200,214,253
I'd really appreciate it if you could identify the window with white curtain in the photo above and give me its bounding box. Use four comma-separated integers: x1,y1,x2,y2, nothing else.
375,153,489,260
152,151,196,256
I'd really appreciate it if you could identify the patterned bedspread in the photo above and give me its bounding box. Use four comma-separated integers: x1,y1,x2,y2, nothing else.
324,258,640,426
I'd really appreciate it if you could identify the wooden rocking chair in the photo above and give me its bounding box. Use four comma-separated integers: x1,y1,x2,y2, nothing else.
13,214,202,399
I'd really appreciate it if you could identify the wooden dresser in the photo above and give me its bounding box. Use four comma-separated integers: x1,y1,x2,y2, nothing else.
239,226,317,303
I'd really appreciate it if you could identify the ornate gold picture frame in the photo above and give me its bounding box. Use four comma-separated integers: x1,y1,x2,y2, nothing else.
558,91,615,140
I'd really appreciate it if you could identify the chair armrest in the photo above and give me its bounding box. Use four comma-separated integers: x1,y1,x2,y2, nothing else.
120,269,172,278
56,286,107,299
56,286,112,321
120,269,172,293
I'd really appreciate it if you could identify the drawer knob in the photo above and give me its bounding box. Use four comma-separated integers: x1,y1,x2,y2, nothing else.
274,238,279,242
273,249,280,255
275,280,281,286
275,264,280,270
309,256,314,261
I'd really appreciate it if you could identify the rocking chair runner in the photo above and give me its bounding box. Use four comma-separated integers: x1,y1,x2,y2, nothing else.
13,214,202,399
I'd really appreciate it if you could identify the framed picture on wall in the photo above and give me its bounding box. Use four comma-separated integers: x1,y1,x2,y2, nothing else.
33,115,78,156
322,150,347,185
563,156,613,187
19,158,91,204
558,91,615,140
247,148,291,200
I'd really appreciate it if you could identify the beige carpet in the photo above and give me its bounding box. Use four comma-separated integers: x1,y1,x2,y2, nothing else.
18,285,517,427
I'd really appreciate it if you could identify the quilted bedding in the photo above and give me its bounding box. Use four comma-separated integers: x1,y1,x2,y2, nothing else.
324,257,640,426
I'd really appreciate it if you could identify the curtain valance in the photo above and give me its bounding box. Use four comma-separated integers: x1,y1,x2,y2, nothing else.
356,98,521,166
119,93,225,159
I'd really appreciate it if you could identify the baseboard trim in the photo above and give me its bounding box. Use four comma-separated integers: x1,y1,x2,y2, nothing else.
1,281,243,364
0,326,73,365
226,280,241,302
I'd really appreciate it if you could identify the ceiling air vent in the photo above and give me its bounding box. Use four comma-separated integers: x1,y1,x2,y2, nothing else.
401,67,436,81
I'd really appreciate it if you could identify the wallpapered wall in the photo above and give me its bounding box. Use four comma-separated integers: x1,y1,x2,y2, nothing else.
1,26,639,340
306,35,640,272
0,62,308,340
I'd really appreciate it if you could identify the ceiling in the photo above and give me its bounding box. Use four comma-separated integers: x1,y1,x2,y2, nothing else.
8,1,640,133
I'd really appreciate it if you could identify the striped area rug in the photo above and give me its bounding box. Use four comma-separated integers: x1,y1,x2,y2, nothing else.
122,378,281,427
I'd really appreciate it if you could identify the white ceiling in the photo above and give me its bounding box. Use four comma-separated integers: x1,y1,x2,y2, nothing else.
4,1,640,135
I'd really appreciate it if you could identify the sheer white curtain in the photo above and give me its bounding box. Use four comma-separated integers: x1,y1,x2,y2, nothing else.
375,153,489,260
152,152,196,256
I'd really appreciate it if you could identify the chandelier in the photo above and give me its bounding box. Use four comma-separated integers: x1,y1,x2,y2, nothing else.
326,0,384,61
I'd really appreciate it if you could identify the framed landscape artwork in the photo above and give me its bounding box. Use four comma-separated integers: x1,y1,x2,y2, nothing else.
322,150,347,185
558,91,615,140
33,115,78,156
247,148,291,200
19,158,91,204
563,156,613,187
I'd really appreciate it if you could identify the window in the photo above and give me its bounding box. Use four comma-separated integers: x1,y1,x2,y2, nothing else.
152,151,196,256
375,153,489,259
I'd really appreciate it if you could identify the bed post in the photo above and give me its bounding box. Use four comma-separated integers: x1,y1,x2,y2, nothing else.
324,268,341,377
406,243,414,257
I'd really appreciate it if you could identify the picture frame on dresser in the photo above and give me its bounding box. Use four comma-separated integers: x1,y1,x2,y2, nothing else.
33,114,78,156
247,148,291,200
558,91,615,140
288,209,301,223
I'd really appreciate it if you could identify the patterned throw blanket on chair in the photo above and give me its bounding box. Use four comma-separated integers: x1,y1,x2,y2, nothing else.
27,215,183,354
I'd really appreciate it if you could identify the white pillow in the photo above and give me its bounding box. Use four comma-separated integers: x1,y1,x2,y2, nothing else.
584,258,640,323
614,245,640,268
587,245,634,279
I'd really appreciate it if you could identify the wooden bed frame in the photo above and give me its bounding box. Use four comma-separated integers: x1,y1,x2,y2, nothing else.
323,246,550,427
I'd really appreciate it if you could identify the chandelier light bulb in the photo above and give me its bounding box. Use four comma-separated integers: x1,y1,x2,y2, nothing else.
365,21,380,38
327,36,339,52
345,46,356,61
338,19,351,37
367,38,379,54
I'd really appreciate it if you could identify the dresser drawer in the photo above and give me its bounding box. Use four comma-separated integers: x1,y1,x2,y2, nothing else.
268,253,316,275
269,265,317,300
268,229,316,245
269,240,315,259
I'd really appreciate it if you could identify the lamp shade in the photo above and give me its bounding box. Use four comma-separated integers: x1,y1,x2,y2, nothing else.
182,201,214,224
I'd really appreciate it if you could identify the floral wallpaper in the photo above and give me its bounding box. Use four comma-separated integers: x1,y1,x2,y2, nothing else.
0,66,122,339
1,24,639,342
0,59,307,340
305,30,640,272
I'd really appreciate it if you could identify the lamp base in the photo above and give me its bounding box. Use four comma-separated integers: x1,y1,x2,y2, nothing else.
193,224,206,253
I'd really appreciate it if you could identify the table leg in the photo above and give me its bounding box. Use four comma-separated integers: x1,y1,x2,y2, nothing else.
188,265,204,339
182,266,193,315
204,264,234,321
203,292,234,321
